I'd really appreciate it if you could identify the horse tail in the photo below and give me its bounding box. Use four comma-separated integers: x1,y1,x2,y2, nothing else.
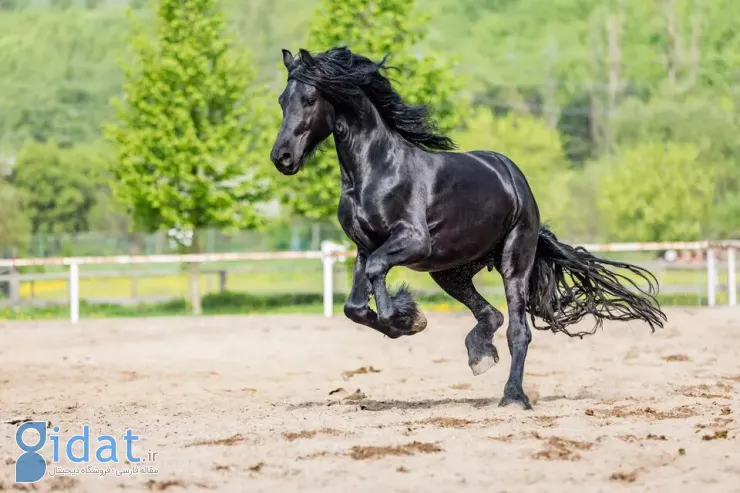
526,225,667,338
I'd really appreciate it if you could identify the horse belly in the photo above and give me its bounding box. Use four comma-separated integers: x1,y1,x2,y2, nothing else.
403,219,504,272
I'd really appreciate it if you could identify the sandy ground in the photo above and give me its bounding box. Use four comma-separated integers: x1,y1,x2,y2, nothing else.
1,307,739,492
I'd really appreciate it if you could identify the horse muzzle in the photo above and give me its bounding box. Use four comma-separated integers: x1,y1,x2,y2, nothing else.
270,147,302,175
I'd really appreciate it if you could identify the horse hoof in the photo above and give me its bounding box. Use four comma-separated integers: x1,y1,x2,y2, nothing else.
498,393,533,410
465,331,499,376
410,311,427,333
469,354,496,376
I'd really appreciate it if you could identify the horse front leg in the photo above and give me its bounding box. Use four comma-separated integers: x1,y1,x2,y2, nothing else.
343,251,405,338
365,222,431,336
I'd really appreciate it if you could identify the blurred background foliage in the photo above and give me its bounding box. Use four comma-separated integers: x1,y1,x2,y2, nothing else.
0,0,738,258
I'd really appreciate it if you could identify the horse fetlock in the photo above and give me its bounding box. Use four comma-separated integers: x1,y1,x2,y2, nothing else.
343,302,369,324
379,284,424,334
377,310,393,326
377,306,401,327
379,306,426,335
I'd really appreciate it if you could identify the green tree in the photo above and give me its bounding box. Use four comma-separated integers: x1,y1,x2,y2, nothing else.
597,141,717,242
0,0,29,10
72,140,133,235
11,139,99,235
612,91,740,239
0,8,131,153
50,0,73,12
105,0,275,314
85,0,103,10
0,179,31,254
282,0,468,220
613,92,740,158
711,193,740,239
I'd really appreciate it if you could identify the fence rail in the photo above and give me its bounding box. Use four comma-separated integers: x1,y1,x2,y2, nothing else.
0,240,737,323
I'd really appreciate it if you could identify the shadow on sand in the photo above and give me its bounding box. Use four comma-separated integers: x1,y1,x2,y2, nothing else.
287,392,594,411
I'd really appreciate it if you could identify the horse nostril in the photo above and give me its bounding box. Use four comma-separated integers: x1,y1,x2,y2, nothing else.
279,152,292,166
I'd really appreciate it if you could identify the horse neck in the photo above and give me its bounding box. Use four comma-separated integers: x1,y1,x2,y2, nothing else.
333,96,404,188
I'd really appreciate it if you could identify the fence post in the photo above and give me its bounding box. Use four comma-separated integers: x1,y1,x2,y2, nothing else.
130,275,138,300
69,263,80,324
321,241,346,318
9,267,20,305
706,247,716,307
322,252,334,318
728,247,736,307
218,270,227,293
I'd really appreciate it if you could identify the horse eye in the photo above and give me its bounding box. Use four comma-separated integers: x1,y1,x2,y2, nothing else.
304,98,316,107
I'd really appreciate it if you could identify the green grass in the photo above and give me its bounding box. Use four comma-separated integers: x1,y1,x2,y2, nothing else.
3,251,726,321
0,291,464,321
0,290,715,321
13,258,719,302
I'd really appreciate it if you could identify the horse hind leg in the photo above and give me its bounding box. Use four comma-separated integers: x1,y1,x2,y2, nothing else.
496,221,539,410
430,263,504,376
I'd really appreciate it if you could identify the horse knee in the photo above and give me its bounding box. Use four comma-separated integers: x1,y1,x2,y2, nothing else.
365,231,431,284
364,257,387,284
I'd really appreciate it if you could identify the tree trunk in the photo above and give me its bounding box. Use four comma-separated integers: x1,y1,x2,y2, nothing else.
189,230,202,315
311,223,320,250
589,16,605,153
543,36,559,128
665,0,681,87
129,232,142,300
688,0,702,87
606,12,622,151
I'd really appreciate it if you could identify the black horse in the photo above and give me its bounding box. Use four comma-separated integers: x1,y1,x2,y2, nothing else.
270,47,667,409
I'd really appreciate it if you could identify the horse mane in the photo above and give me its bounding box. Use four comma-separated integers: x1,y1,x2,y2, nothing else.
287,46,457,152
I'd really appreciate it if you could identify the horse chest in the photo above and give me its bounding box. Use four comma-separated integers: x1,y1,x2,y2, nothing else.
338,193,387,251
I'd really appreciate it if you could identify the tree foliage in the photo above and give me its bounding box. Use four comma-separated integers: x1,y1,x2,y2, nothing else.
105,0,274,236
0,179,31,254
611,91,740,239
1,0,740,246
105,0,275,312
10,139,101,235
455,109,567,197
597,141,717,242
453,107,575,232
0,8,131,153
281,0,468,220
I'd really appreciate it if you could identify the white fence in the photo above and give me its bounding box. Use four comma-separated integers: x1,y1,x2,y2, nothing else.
0,239,737,323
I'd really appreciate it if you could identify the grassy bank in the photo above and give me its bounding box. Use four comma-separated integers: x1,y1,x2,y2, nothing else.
9,254,716,301
0,290,712,321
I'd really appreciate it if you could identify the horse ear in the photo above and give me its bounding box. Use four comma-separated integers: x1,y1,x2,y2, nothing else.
299,48,314,65
282,49,294,70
